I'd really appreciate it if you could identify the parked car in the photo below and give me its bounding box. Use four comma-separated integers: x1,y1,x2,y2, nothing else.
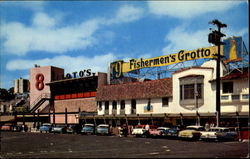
200,127,238,141
12,124,28,132
12,125,23,132
66,124,82,134
132,125,147,137
81,124,95,135
178,125,204,140
148,127,169,137
162,127,180,138
40,123,52,133
132,125,157,137
51,125,67,134
96,124,110,135
0,124,12,131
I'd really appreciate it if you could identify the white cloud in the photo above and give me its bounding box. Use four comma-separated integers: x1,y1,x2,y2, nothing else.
105,5,144,24
148,1,242,19
32,12,57,28
162,25,249,55
6,53,117,74
1,4,144,56
1,15,101,56
162,26,210,54
223,27,248,40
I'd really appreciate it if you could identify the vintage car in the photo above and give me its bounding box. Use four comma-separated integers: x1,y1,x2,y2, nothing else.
39,123,52,133
96,124,110,135
51,125,67,134
132,125,156,137
66,124,82,134
12,125,23,132
178,125,204,140
200,127,238,141
148,127,169,137
0,124,12,131
162,127,180,138
81,124,95,135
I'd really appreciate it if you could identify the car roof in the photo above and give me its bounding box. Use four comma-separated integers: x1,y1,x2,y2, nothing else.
186,125,204,128
97,124,109,127
84,124,94,126
157,127,170,129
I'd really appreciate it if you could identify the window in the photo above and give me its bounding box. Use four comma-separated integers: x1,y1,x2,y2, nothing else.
242,94,249,99
98,102,102,110
162,97,169,107
180,83,202,100
104,101,109,110
197,83,202,99
147,99,151,111
112,101,117,110
131,99,136,114
223,82,233,93
120,100,125,109
131,99,136,109
232,95,240,100
221,95,229,100
184,84,195,99
180,85,183,100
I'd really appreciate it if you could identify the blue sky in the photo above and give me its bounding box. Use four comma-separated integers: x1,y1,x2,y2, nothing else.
0,1,248,89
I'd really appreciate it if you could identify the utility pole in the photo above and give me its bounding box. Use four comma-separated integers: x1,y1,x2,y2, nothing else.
208,19,227,127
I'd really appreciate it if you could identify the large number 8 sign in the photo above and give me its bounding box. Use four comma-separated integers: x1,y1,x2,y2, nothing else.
35,73,44,91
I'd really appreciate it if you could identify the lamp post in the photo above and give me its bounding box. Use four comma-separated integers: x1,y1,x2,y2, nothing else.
208,19,227,127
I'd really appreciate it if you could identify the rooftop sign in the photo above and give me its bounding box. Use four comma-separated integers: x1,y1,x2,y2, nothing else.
111,46,222,79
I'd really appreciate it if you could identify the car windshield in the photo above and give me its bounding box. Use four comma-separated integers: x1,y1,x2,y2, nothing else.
84,126,93,128
99,126,108,128
55,125,64,127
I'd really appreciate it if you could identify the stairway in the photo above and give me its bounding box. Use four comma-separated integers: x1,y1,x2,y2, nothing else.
30,93,51,113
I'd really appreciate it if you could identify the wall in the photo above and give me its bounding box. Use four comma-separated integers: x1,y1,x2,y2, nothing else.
30,66,64,112
171,68,215,114
54,97,96,113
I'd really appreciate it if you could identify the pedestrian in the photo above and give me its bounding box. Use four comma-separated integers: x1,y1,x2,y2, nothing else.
145,124,150,131
205,122,210,131
123,124,128,137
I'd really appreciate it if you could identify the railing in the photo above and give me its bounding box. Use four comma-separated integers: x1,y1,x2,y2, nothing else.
30,93,51,112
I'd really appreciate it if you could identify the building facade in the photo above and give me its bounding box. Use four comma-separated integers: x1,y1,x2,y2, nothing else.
96,60,249,127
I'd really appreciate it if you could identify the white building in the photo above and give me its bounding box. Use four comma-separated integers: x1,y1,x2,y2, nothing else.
96,60,249,127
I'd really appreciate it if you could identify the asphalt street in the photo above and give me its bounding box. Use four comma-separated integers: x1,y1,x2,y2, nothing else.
0,132,248,158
